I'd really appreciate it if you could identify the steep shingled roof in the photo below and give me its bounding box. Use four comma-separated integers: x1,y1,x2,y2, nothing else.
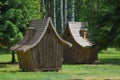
11,18,72,52
65,22,94,47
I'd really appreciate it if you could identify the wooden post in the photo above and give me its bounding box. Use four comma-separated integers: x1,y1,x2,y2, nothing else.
83,31,87,39
80,30,87,39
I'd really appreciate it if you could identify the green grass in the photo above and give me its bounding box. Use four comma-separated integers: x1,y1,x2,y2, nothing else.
0,54,18,62
0,49,120,80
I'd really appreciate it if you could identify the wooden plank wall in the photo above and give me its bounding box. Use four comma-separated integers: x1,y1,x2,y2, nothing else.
17,23,63,71
64,43,98,63
63,26,98,64
63,27,80,63
32,27,63,71
17,50,34,71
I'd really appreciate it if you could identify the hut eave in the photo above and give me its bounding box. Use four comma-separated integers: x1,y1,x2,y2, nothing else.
62,40,72,47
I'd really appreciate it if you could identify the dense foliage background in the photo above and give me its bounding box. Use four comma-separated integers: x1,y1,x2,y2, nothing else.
0,0,120,51
42,0,120,50
0,0,41,49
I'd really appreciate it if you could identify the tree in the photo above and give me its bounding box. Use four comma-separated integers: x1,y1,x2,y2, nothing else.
78,0,120,50
64,0,68,23
60,0,64,33
71,0,75,22
40,0,120,51
44,0,53,17
41,0,75,34
53,0,56,29
0,0,41,63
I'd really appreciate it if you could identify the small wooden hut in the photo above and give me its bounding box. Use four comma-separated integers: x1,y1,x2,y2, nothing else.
62,22,98,64
11,17,72,71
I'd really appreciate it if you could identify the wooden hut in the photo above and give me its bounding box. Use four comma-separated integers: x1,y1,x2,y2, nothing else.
11,17,72,71
62,22,98,64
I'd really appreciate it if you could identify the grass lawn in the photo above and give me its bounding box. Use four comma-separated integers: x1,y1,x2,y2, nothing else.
0,48,120,80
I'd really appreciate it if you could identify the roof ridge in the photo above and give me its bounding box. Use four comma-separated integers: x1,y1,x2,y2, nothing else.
12,17,72,52
65,22,94,47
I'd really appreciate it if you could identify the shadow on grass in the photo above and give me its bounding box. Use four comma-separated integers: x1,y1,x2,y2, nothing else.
99,58,120,65
0,58,120,73
0,62,18,68
0,64,6,68
63,58,120,66
0,62,18,64
0,70,21,73
0,62,20,73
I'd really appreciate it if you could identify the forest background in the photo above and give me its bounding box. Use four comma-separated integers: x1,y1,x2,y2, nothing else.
0,0,120,52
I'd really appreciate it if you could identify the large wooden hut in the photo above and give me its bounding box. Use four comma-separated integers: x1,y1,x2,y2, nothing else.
11,17,72,71
62,22,98,64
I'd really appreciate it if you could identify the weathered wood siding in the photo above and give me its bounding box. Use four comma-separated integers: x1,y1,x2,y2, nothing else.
63,26,79,63
26,28,35,41
14,18,66,71
63,26,98,63
78,46,98,63
63,43,80,63
17,50,34,71
31,24,63,71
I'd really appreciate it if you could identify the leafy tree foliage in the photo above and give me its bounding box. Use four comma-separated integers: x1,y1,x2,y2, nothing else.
0,0,120,51
85,0,120,50
42,0,120,50
41,0,74,34
0,0,41,48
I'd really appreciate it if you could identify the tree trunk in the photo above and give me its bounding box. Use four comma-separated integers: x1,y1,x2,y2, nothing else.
42,0,46,18
54,0,56,29
71,0,75,22
42,0,44,4
61,0,64,33
64,0,68,24
11,51,16,63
